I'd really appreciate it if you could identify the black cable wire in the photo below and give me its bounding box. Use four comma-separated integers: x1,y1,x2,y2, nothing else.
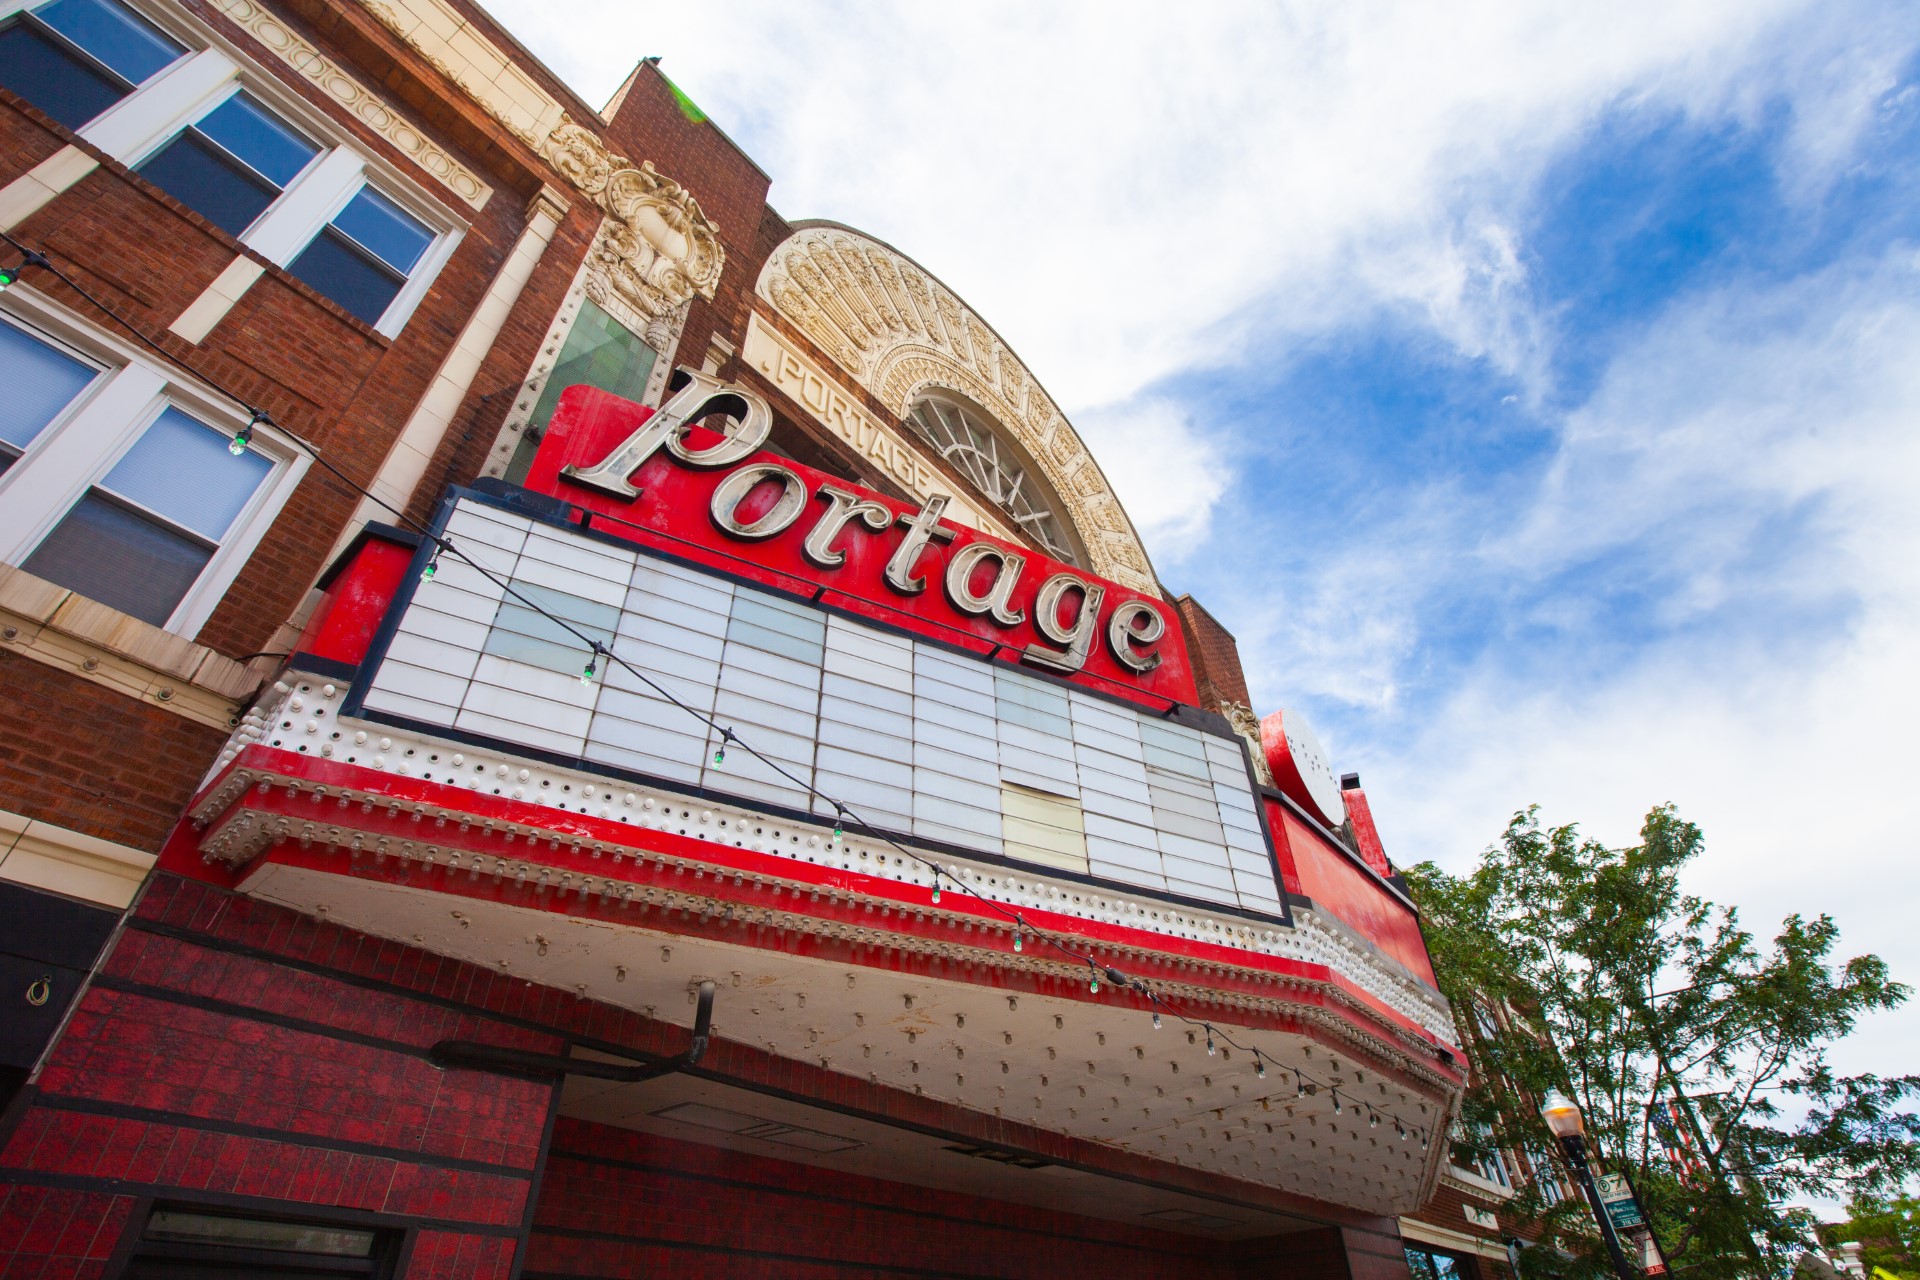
1,229,1446,1144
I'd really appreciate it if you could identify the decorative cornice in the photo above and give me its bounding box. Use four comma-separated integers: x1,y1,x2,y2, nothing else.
195,683,1461,1057
357,0,723,322
756,225,1158,593
210,0,492,209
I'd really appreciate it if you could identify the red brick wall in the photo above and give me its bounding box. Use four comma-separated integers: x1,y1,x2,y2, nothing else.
601,64,773,379
1175,595,1252,710
0,28,542,661
0,657,225,851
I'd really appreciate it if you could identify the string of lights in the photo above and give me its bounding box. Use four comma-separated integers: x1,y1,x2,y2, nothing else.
0,228,1444,1148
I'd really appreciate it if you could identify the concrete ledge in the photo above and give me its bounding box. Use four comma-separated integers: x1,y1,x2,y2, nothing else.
0,565,260,724
0,807,154,908
1399,1215,1510,1261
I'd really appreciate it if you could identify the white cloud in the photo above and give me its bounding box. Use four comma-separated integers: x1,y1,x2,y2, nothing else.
486,0,1894,414
1071,398,1226,566
1344,253,1920,1076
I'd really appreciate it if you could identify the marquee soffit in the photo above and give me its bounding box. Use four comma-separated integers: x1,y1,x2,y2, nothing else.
755,222,1160,595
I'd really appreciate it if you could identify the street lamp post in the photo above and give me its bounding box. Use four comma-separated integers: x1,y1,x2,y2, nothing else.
1542,1089,1638,1280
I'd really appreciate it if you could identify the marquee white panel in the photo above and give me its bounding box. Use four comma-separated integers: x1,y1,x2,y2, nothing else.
357,499,1283,918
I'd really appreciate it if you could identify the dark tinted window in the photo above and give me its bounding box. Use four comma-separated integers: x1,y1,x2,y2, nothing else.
331,186,431,274
287,187,433,327
136,91,317,237
37,0,181,82
18,406,270,626
121,1205,396,1278
0,0,183,130
21,490,212,625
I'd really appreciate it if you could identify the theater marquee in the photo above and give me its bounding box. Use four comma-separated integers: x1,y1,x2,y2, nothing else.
343,379,1287,918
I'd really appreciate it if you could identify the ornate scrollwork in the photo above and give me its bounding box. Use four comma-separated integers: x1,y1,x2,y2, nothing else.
543,123,723,323
358,0,723,322
1221,702,1275,788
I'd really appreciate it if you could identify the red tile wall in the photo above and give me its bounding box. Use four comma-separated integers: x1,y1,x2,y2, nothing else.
1,874,1424,1277
0,875,559,1269
525,1117,1412,1280
529,1117,1241,1280
0,1186,134,1280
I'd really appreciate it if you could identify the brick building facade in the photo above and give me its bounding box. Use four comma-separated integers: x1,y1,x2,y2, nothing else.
1,0,1471,1273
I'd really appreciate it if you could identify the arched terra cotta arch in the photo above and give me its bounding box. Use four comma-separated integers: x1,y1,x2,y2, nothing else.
755,221,1160,595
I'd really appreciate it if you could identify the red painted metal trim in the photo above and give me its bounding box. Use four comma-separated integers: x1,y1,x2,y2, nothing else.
294,533,419,667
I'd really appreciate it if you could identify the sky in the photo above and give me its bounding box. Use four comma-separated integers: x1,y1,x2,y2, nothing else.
486,0,1920,1090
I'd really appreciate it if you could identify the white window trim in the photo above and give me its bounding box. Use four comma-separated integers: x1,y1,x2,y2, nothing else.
1,0,466,337
0,288,311,637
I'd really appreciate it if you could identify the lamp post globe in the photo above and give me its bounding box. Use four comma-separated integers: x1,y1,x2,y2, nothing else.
1541,1090,1637,1280
1540,1090,1585,1140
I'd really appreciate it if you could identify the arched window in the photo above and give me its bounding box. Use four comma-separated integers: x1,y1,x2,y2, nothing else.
904,391,1081,565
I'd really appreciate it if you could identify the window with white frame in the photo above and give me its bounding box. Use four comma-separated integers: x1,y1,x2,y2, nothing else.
1523,1144,1569,1205
0,305,306,632
0,0,459,335
1451,1120,1513,1190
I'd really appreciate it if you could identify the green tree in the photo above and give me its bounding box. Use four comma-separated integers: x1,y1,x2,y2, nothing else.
1402,806,1920,1280
1820,1193,1920,1280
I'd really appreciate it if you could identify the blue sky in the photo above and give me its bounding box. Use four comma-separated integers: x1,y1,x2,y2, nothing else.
491,0,1920,1085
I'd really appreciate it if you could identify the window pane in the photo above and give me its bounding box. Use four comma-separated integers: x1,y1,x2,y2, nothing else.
504,298,655,484
145,1209,377,1255
35,0,182,85
538,300,655,421
0,318,98,451
287,227,402,326
21,490,210,626
330,187,431,275
137,129,281,237
0,21,127,129
192,91,317,188
99,406,270,540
